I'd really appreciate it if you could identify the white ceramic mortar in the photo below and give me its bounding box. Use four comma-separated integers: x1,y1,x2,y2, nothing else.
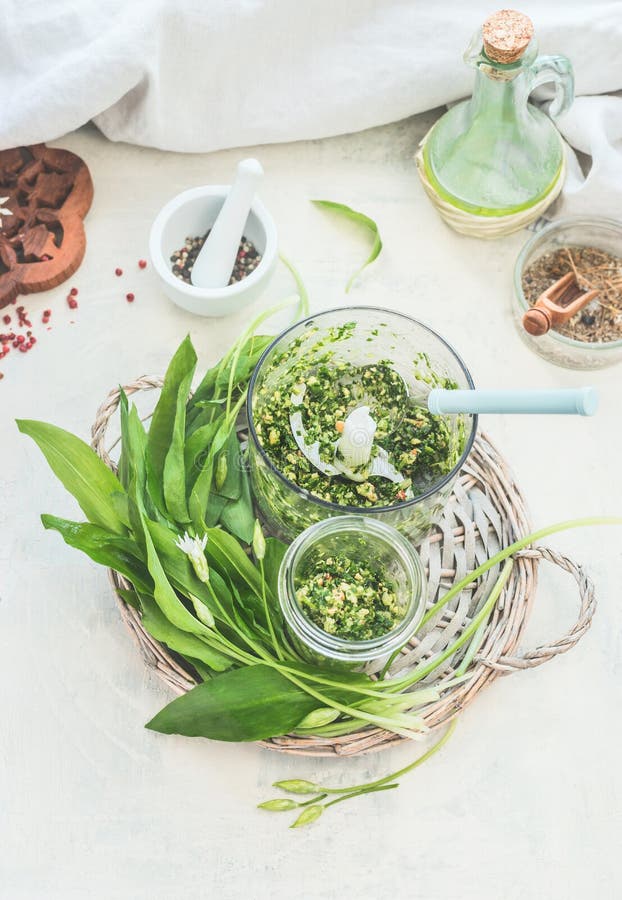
149,185,278,317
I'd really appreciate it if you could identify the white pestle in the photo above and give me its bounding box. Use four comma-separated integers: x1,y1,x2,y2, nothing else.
190,158,264,289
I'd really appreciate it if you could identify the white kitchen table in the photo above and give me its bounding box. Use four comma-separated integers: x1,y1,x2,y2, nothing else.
1,116,620,900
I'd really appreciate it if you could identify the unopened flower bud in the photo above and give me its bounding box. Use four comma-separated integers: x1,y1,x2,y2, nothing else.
257,798,298,811
252,518,266,560
296,708,340,730
175,531,210,583
215,454,228,491
290,805,323,828
273,779,319,794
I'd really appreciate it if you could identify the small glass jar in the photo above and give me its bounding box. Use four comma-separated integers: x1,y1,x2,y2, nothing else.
278,516,427,667
247,307,477,543
513,217,622,370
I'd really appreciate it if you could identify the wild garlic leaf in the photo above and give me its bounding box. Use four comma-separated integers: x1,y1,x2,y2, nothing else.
187,419,231,532
312,199,382,292
218,469,254,544
295,708,341,730
143,517,229,625
145,664,323,742
186,334,272,426
41,515,152,593
203,492,228,527
212,431,242,501
184,657,215,682
262,537,288,597
117,389,131,490
115,588,140,609
146,335,196,518
204,527,266,600
18,419,128,535
139,592,233,672
140,513,216,640
184,420,221,492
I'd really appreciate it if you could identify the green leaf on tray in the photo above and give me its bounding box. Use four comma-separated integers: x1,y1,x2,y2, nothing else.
117,390,131,490
120,395,148,487
262,537,288,597
187,418,231,531
187,334,273,422
139,592,233,672
218,468,254,544
140,513,218,640
144,518,238,628
204,527,267,600
116,587,140,609
312,199,382,292
184,420,221,491
203,492,229,528
146,335,197,519
17,420,129,535
41,515,153,593
145,663,323,741
213,431,243,501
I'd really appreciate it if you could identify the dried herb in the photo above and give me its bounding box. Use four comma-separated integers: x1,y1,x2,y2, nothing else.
522,246,622,343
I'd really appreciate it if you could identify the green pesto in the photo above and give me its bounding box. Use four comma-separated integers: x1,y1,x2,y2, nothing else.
295,554,402,641
253,322,458,508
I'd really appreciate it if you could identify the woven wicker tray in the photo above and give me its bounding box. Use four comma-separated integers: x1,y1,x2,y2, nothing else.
91,377,595,758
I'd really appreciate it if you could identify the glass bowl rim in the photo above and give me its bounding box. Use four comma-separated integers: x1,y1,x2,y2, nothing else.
246,306,478,515
278,515,427,658
514,215,622,351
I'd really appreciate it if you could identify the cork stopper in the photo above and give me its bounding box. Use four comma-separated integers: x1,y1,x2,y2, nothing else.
482,9,534,64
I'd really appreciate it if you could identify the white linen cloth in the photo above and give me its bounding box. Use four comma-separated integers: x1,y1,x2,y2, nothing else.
1,0,622,215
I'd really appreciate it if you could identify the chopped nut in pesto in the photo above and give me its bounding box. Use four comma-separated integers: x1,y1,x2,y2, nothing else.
253,321,460,508
295,555,403,641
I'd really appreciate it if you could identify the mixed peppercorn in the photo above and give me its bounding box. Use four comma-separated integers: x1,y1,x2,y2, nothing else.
170,233,261,285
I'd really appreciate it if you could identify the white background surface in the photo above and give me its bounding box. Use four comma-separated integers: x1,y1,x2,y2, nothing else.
1,118,621,899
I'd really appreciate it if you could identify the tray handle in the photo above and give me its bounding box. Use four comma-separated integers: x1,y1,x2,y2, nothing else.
476,546,596,672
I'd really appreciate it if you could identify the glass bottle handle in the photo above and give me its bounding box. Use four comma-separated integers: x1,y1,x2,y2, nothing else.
529,54,574,118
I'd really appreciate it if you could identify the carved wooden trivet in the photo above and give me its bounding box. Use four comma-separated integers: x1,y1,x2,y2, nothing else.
0,144,93,308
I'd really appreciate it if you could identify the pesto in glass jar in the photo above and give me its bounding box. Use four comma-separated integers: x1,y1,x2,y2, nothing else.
294,553,402,641
253,321,458,508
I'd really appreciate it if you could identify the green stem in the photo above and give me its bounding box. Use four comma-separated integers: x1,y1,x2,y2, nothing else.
279,253,310,319
259,558,284,660
381,516,621,687
225,296,298,419
201,583,405,732
317,716,458,795
297,793,327,807
379,645,402,680
268,667,426,739
389,559,514,692
420,517,621,632
322,783,399,809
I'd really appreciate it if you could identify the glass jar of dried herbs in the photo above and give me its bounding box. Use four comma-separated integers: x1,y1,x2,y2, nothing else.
514,217,622,369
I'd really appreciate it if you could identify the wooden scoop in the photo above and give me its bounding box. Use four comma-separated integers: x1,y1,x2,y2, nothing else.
522,272,599,336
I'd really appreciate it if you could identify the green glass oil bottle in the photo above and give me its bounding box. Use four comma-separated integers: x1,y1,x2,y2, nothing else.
422,9,574,221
